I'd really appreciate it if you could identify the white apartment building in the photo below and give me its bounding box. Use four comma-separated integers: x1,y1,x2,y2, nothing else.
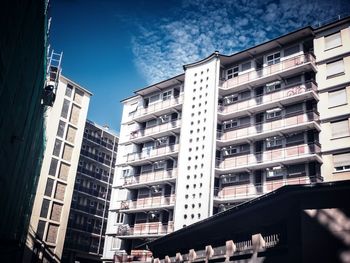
24,75,92,263
103,16,350,262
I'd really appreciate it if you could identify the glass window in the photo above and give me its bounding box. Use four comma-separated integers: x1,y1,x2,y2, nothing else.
48,158,58,176
266,108,282,119
52,139,62,157
65,84,73,97
328,88,347,108
149,94,160,104
66,126,77,143
40,199,50,218
325,32,342,50
73,89,84,104
266,52,280,66
69,105,80,125
266,136,282,148
331,119,350,138
57,120,66,138
146,118,157,127
37,220,46,239
61,99,70,118
267,166,285,177
128,102,138,115
265,81,281,93
241,61,251,71
286,132,304,145
284,45,300,57
162,90,172,101
285,75,302,86
333,153,350,171
285,103,303,115
44,178,54,197
223,94,238,105
326,59,344,77
240,90,251,99
227,66,239,79
287,164,305,175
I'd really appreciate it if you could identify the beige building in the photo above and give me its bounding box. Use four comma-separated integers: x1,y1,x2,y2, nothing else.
103,16,350,262
314,18,350,182
24,75,92,262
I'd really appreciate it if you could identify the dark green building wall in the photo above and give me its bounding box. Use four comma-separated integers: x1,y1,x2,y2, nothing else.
0,0,47,261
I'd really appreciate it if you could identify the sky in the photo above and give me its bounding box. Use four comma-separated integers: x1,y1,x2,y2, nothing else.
51,0,350,132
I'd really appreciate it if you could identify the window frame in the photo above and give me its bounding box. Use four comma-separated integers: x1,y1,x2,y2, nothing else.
226,66,239,79
324,31,342,50
266,52,281,66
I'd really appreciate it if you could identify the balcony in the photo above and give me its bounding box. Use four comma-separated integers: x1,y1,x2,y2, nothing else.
84,133,116,151
217,111,320,146
129,119,181,144
216,143,322,173
71,203,104,217
116,195,175,213
77,166,111,183
132,95,184,122
220,53,316,92
214,176,321,203
116,222,174,238
123,169,177,189
218,81,319,120
126,144,179,165
81,150,113,167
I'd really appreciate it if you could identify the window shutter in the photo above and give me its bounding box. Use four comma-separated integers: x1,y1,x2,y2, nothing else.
325,32,341,50
333,153,350,167
326,60,344,77
331,119,350,138
328,89,347,107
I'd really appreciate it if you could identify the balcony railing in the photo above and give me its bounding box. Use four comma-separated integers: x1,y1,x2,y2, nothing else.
221,53,316,89
214,175,320,201
126,144,179,163
216,143,321,170
77,167,111,183
119,194,175,211
81,150,113,166
218,81,318,115
74,185,108,199
84,133,116,150
117,222,174,237
217,111,319,142
71,203,104,217
124,168,177,186
133,95,183,118
130,119,181,140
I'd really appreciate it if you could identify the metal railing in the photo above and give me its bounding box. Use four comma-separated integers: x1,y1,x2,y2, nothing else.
126,144,179,162
132,95,184,118
123,168,177,186
117,222,174,236
217,111,319,141
119,194,175,210
214,175,320,200
130,119,181,140
216,143,321,170
218,81,318,114
221,53,316,89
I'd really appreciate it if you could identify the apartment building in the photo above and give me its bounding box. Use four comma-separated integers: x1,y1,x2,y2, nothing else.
103,16,350,262
24,75,92,263
62,120,118,263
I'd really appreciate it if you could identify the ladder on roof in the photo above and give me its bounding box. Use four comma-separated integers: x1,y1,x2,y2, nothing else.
42,49,63,106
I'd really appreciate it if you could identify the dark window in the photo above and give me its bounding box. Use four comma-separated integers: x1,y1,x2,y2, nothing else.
57,120,66,138
48,158,58,176
40,199,50,218
44,178,54,197
284,45,300,57
37,220,46,239
66,84,73,97
61,99,70,118
285,103,303,115
52,139,62,157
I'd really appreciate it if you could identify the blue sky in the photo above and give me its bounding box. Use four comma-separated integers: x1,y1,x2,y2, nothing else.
51,0,350,132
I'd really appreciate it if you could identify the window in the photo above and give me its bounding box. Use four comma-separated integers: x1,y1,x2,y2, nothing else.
333,153,350,171
266,52,280,66
223,119,238,130
223,94,238,105
159,114,171,123
138,188,149,198
286,132,304,145
149,94,160,104
69,105,80,125
128,102,138,116
146,118,157,127
37,220,46,240
154,160,166,170
52,139,62,157
325,32,341,50
285,103,303,115
227,66,239,79
48,158,58,176
141,164,152,173
221,173,249,184
241,61,251,71
156,137,168,147
162,90,172,101
65,84,73,97
265,81,281,93
328,88,347,108
285,75,302,86
284,45,300,57
112,237,121,249
73,89,84,104
266,108,281,119
61,99,70,118
331,119,350,138
40,199,50,218
57,121,66,138
44,178,54,197
326,59,344,78
287,163,305,175
266,136,282,148
267,166,285,177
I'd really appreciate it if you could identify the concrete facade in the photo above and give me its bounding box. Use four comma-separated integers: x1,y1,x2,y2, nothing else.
24,75,92,262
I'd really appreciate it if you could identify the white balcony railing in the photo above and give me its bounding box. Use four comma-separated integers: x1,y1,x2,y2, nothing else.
133,95,184,119
214,175,321,201
123,168,177,187
221,53,316,90
126,144,179,163
216,143,321,170
119,194,175,211
217,111,319,142
117,222,174,237
130,119,181,141
218,81,318,115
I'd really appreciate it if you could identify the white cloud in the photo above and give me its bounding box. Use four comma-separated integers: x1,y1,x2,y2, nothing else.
131,0,350,84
